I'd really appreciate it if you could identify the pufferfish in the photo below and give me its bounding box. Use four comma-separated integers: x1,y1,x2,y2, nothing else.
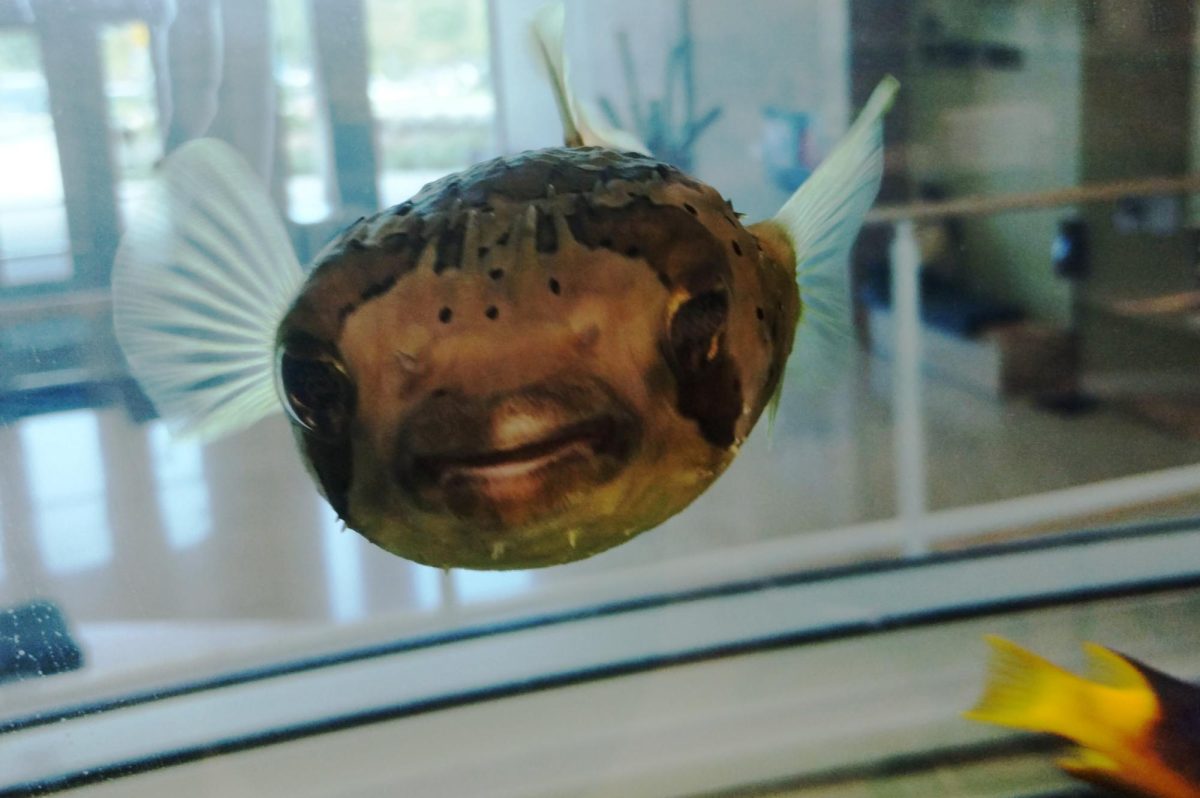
966,636,1200,798
112,3,898,570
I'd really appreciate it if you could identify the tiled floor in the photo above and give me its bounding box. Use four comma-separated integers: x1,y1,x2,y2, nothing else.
1,350,1200,692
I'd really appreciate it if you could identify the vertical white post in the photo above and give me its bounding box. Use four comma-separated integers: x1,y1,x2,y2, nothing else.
891,221,928,556
440,568,460,612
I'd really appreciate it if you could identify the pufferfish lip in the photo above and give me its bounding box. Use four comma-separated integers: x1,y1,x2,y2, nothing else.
394,381,640,522
413,415,622,488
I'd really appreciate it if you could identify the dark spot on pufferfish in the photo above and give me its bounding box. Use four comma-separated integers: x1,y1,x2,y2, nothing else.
360,275,397,302
381,232,411,253
439,307,453,323
434,223,465,273
535,208,558,253
549,277,561,295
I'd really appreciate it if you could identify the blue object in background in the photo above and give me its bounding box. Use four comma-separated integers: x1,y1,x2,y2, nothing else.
1052,218,1090,280
0,600,84,684
762,107,817,193
860,259,1026,338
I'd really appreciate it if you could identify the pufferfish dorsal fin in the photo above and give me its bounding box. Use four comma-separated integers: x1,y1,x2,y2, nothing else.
112,139,304,441
756,76,899,429
532,2,651,155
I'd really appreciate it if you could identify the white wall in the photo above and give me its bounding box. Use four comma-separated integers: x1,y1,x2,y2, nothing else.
689,0,849,219
488,0,567,153
490,0,851,221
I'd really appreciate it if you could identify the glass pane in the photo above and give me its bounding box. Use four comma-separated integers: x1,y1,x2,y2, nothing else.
1,2,1199,796
366,0,496,205
103,22,162,184
0,29,70,287
20,410,112,574
272,0,331,224
0,206,69,262
319,503,366,621
148,423,211,550
1,252,71,287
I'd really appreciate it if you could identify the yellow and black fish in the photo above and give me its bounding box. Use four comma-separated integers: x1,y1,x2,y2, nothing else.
966,635,1200,798
112,4,897,570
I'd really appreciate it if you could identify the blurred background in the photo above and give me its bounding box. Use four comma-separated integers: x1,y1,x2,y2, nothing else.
2,0,1200,795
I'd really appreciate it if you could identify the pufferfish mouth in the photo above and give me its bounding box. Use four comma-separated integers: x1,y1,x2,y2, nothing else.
394,381,640,523
416,416,620,482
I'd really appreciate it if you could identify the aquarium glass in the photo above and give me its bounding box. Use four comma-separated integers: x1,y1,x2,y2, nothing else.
1,1,1199,795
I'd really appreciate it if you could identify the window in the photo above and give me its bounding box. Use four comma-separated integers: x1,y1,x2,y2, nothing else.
0,30,69,287
20,410,112,573
366,0,496,205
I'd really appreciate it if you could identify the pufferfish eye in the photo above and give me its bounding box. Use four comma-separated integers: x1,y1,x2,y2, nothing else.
667,290,729,371
277,350,355,439
664,288,742,449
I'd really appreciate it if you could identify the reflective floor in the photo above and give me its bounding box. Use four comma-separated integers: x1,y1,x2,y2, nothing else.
2,347,1200,688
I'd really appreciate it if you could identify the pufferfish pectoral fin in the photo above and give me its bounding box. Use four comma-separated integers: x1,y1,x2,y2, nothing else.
112,139,304,442
753,76,899,425
532,1,652,155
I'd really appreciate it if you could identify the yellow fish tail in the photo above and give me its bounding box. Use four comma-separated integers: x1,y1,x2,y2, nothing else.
1082,640,1152,691
1060,735,1200,798
967,637,1200,798
1057,747,1124,779
964,635,1100,740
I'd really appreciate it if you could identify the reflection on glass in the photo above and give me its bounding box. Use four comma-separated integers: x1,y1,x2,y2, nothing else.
406,564,536,609
452,568,533,605
101,22,162,185
366,0,495,205
409,563,444,611
320,503,366,622
20,410,112,573
272,0,330,223
148,423,210,549
0,207,70,286
0,29,70,287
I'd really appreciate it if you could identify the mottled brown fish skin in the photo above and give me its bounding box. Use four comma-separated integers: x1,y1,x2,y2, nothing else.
275,147,800,569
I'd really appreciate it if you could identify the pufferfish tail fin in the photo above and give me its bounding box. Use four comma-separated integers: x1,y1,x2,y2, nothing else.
532,1,651,155
754,76,898,427
112,139,304,441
